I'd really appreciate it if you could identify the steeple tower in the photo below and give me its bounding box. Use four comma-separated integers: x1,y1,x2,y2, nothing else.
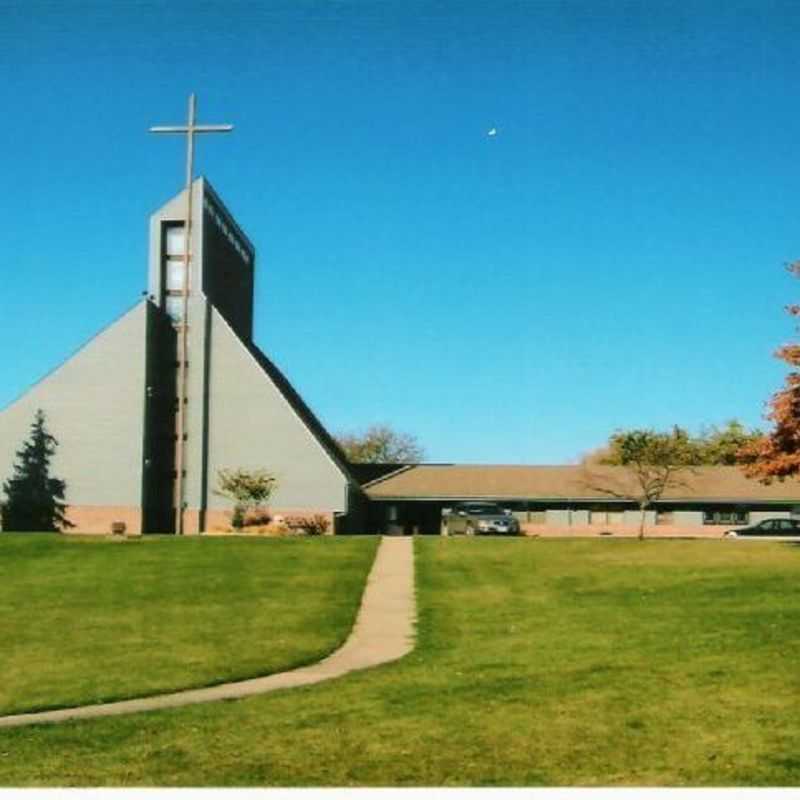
149,95,234,534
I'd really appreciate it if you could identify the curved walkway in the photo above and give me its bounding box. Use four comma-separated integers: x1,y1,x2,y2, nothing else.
0,536,415,729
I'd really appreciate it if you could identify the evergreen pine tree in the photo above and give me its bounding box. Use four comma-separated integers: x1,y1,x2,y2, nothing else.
1,409,72,532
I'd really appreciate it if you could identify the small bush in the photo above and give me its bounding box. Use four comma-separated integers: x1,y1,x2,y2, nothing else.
215,468,278,531
283,514,330,536
246,509,272,528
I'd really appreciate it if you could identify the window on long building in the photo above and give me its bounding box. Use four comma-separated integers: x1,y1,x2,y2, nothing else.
703,509,749,525
589,508,625,525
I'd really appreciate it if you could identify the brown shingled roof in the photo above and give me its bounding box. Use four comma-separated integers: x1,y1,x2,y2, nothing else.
364,464,800,502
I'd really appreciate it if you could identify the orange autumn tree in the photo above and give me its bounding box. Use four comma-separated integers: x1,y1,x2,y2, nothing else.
740,262,800,481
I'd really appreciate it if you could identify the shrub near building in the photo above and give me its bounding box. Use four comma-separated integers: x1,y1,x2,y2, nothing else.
1,410,72,533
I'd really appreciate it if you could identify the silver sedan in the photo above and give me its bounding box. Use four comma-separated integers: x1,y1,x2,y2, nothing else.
443,502,521,536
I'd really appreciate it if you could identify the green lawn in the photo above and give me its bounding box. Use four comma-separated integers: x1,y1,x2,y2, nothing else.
1,537,799,786
0,533,378,715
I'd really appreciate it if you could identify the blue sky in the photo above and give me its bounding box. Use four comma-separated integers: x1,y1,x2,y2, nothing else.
1,0,799,463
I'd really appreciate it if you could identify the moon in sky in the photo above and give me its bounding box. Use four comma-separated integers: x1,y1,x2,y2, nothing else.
487,128,497,137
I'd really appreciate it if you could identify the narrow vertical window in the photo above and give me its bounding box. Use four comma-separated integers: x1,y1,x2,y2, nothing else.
166,261,186,291
162,223,188,325
166,226,186,256
165,296,184,322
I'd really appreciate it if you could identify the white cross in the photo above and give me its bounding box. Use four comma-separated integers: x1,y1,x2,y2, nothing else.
149,93,233,189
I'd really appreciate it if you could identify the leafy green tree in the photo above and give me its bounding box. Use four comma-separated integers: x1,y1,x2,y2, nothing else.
587,420,761,467
1,409,72,532
696,420,763,465
336,424,425,464
583,427,702,539
215,468,278,530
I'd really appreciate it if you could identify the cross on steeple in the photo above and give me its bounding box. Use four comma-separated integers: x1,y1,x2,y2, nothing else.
149,93,233,188
149,94,234,536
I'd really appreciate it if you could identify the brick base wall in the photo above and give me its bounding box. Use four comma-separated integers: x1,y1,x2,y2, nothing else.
61,506,142,535
54,506,337,536
519,523,730,539
191,507,336,535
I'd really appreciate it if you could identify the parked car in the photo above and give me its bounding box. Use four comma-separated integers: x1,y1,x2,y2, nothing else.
443,502,521,536
724,518,800,538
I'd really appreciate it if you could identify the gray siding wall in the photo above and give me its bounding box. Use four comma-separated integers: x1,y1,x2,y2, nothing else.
545,509,570,526
623,510,656,527
672,510,703,526
545,509,594,526
0,303,147,507
571,509,589,526
204,308,348,512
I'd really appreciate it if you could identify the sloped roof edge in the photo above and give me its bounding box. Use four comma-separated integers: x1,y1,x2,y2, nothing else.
365,464,800,502
243,340,358,486
360,464,417,489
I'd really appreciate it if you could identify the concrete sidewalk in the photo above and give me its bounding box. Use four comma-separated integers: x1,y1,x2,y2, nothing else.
0,536,416,729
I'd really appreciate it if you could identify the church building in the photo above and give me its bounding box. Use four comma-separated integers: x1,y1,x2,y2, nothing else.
0,176,366,535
